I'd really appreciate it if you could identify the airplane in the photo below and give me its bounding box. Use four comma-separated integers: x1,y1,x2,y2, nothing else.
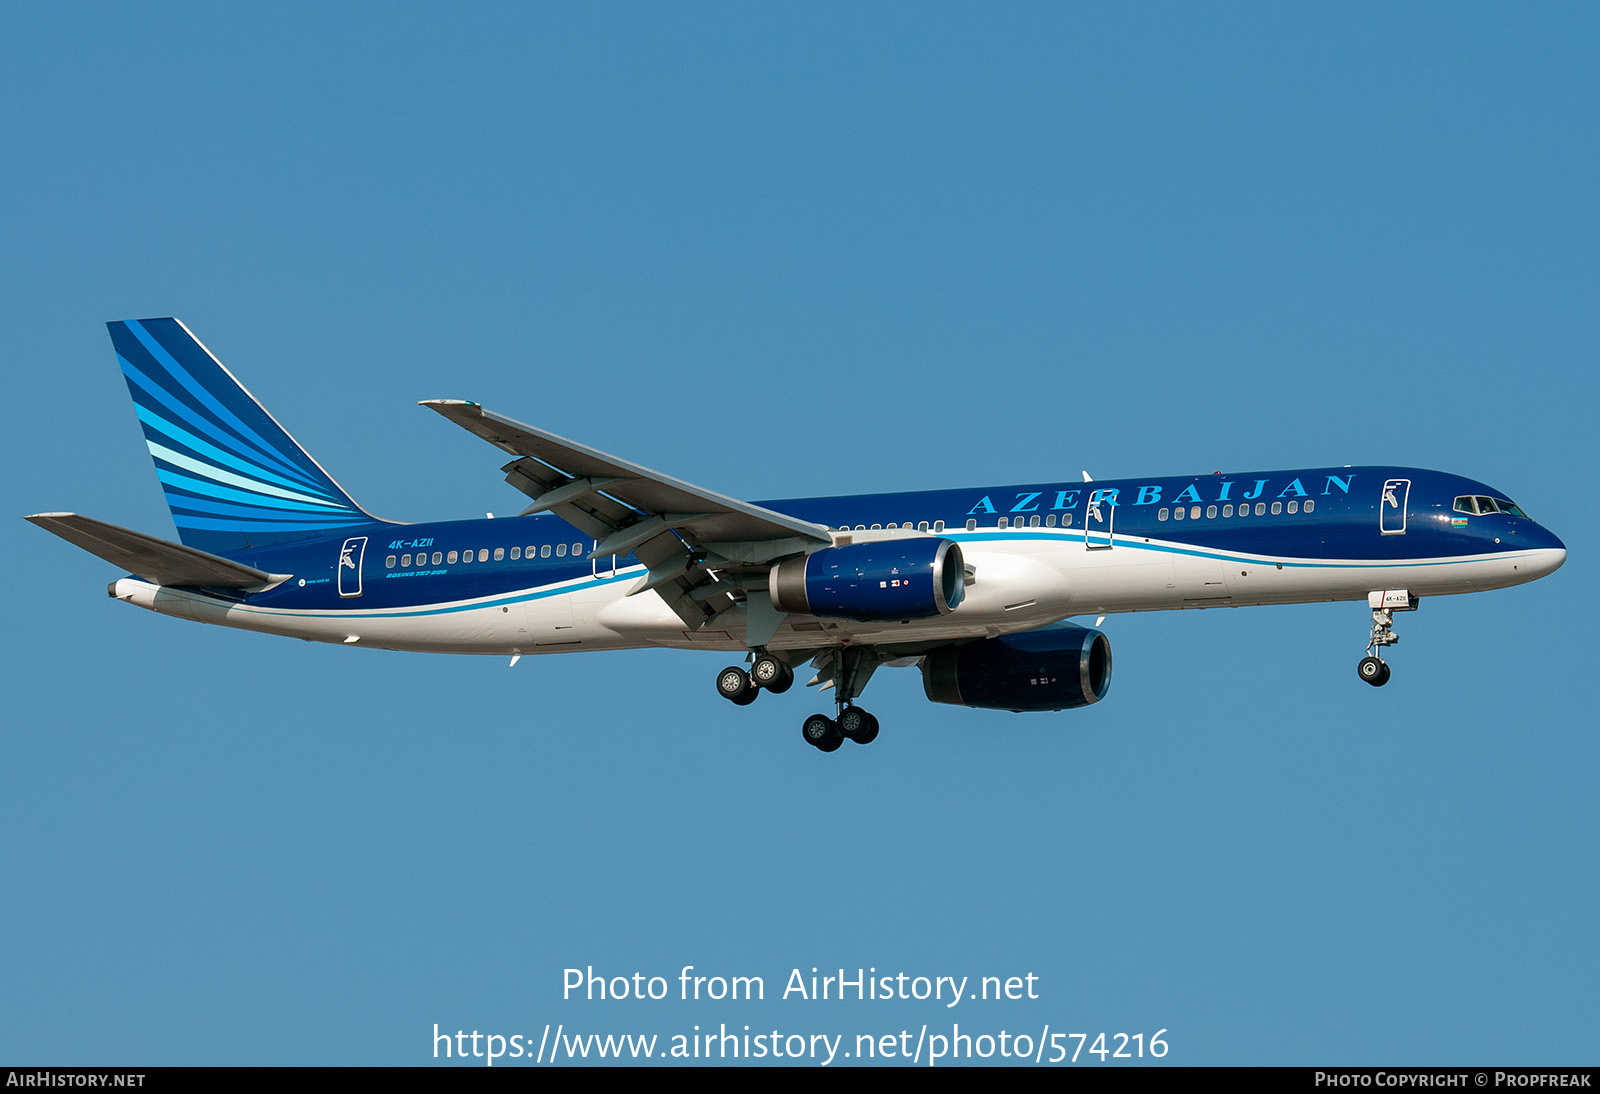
28,319,1568,752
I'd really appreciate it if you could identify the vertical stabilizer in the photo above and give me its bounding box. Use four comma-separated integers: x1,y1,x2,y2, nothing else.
108,318,383,555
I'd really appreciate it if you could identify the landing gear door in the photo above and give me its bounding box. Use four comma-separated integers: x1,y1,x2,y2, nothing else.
1380,479,1410,536
338,536,368,597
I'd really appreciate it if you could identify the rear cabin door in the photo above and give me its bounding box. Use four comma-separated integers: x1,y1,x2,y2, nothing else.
338,536,367,597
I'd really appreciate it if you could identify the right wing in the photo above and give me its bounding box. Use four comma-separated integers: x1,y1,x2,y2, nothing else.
421,400,833,630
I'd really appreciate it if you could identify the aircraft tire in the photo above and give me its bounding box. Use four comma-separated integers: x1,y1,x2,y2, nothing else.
1358,656,1388,687
852,712,880,745
751,655,793,694
839,707,879,744
718,666,755,703
802,713,840,750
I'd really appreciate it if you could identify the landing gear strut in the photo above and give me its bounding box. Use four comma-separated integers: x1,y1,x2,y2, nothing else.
1358,591,1417,687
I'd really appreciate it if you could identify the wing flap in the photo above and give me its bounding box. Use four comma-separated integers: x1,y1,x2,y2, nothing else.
26,513,288,589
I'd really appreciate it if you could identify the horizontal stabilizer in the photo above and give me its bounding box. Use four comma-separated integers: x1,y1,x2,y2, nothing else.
25,513,288,589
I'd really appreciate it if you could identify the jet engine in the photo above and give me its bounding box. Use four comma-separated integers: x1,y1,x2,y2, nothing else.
769,538,965,621
921,623,1112,711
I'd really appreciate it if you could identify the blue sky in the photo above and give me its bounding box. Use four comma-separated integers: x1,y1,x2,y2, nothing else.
3,3,1595,1066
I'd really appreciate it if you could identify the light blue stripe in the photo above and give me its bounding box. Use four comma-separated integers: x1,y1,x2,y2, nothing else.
155,467,357,514
135,404,336,499
149,442,352,509
119,354,321,490
173,514,369,534
167,495,370,522
125,320,329,493
944,530,1498,570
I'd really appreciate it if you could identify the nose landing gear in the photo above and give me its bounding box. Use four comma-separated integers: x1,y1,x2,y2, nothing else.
1358,590,1417,687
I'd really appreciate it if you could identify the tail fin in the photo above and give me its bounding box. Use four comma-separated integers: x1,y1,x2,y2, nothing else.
108,318,384,555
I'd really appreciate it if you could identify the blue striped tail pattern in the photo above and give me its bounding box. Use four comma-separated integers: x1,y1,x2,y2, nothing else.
109,318,382,555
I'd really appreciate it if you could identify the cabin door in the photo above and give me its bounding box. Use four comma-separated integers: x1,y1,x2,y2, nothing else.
1380,479,1410,535
1083,489,1115,550
337,536,367,597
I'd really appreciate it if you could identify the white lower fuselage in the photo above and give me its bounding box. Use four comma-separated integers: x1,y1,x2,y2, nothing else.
109,528,1566,658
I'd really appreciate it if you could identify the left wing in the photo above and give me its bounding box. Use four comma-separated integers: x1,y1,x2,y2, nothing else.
421,400,832,630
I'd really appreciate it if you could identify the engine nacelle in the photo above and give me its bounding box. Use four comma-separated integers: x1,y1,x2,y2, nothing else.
769,538,965,621
921,623,1112,711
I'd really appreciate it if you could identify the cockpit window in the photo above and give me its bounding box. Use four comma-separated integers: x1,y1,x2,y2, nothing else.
1454,495,1529,518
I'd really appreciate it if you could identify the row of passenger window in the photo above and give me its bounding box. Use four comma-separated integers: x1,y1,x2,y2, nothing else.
832,502,1312,534
385,542,587,569
1159,500,1313,521
837,520,951,533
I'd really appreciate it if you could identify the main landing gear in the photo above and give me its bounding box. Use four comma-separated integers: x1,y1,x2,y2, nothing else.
716,652,794,706
715,647,883,752
1357,591,1418,687
800,706,880,752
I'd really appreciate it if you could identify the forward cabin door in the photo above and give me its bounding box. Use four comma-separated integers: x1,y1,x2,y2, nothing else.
1380,478,1410,535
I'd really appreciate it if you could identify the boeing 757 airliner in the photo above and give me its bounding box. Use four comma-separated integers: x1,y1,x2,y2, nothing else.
28,319,1568,751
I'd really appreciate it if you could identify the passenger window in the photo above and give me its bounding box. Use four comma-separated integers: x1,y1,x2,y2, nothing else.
1287,501,1298,514
401,554,411,567
887,523,897,530
1206,505,1217,519
998,517,1008,529
1255,503,1266,516
966,519,977,531
494,548,505,561
1045,514,1056,527
1271,502,1282,515
1222,504,1233,517
386,555,396,568
1190,506,1201,520
1061,514,1073,527
432,552,442,565
918,521,929,532
1158,508,1169,521
461,551,472,564
573,543,583,555
1174,507,1185,520
1304,500,1315,514
556,543,567,557
447,551,458,564
1030,515,1040,527
934,521,945,532
510,547,521,560
855,525,866,531
541,544,551,558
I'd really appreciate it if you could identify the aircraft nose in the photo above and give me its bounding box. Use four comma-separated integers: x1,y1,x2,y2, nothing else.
1521,525,1567,579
